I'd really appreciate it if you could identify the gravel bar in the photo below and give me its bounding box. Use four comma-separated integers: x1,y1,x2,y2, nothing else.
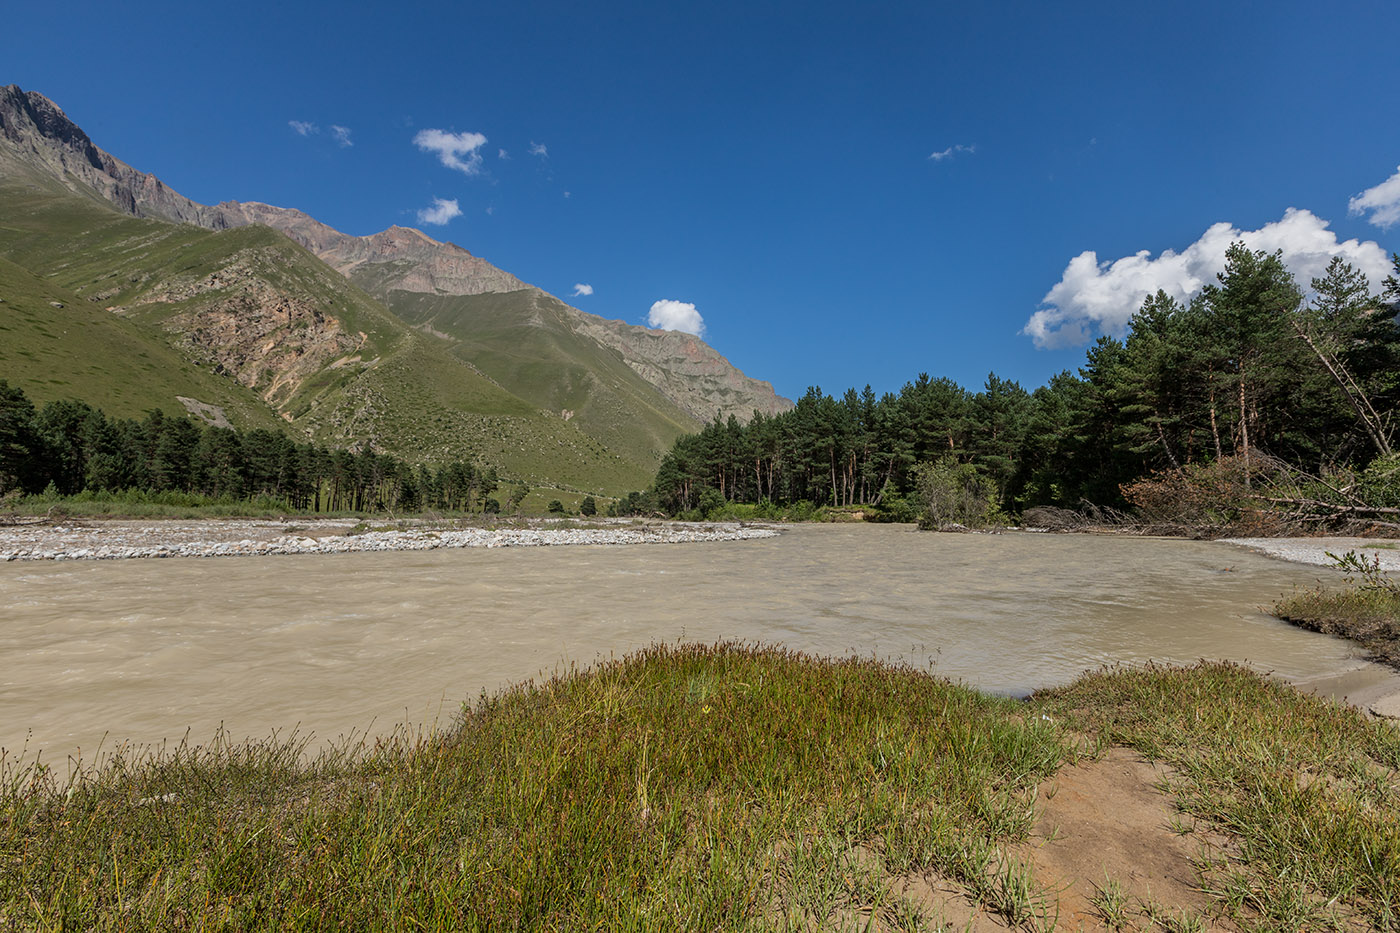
0,519,779,561
1220,536,1400,572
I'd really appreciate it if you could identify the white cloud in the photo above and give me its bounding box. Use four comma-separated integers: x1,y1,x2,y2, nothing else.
929,144,975,162
329,125,353,147
529,141,548,158
289,120,318,136
572,283,593,297
414,128,489,175
563,190,571,199
416,197,462,226
647,299,706,336
1024,208,1392,349
1349,165,1400,230
497,148,509,160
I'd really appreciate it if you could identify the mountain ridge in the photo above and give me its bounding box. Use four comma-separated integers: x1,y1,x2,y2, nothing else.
0,83,790,425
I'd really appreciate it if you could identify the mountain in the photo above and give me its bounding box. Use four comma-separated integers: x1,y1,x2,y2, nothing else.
0,84,792,495
0,85,788,421
201,203,792,426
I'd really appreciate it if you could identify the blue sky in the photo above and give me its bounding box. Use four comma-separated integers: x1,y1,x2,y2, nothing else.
8,0,1400,402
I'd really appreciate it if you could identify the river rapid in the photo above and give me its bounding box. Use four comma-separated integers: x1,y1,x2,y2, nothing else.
4,523,1397,766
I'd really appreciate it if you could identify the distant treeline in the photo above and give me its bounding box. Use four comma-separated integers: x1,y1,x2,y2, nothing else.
651,246,1400,518
0,384,499,513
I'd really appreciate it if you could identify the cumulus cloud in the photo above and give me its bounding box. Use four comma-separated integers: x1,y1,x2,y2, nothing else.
571,283,593,297
329,124,353,147
289,120,318,136
929,144,975,162
647,299,706,336
1349,165,1400,230
414,128,488,175
497,148,509,160
529,141,548,158
416,197,462,226
1024,208,1392,349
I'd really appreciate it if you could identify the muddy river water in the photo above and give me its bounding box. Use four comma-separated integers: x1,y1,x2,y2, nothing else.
4,524,1398,765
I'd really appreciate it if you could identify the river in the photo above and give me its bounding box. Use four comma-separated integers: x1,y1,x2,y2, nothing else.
3,524,1396,766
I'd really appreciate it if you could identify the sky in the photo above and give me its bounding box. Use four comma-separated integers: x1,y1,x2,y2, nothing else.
7,0,1400,403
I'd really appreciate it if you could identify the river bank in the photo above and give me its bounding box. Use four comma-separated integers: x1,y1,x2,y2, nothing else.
7,515,1400,568
0,516,779,560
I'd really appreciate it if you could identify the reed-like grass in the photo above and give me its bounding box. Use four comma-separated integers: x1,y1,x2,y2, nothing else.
3,647,1398,930
1,644,1066,930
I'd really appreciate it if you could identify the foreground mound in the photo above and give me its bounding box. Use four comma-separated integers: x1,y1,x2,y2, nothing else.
3,645,1397,930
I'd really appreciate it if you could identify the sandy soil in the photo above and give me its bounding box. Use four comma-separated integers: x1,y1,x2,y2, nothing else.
892,749,1236,931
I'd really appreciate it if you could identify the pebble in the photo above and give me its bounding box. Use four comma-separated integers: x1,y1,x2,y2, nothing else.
0,519,780,562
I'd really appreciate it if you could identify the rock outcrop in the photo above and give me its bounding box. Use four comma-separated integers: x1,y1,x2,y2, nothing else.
143,245,368,408
573,314,790,423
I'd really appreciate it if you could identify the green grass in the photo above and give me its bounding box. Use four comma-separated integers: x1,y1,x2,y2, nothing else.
377,287,702,476
1274,586,1400,667
3,647,1397,930
0,255,288,431
1038,661,1400,931
1,644,1066,930
1273,554,1400,670
0,489,607,522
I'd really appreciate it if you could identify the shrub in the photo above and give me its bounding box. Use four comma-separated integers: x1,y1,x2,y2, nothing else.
1119,454,1288,534
867,493,917,524
912,457,1003,530
696,487,725,518
1357,453,1400,508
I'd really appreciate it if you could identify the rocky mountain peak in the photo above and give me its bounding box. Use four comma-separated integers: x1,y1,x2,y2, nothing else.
0,83,216,225
0,86,96,161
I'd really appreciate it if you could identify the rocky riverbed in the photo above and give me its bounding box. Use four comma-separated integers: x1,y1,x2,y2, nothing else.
1221,536,1400,572
0,517,780,561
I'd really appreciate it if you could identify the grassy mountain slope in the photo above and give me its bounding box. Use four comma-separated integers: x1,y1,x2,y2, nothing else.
0,84,785,493
375,286,703,472
0,169,650,491
0,254,285,430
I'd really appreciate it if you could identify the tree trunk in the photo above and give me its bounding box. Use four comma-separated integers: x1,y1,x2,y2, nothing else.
1294,323,1393,457
1156,419,1181,469
1238,378,1251,486
1209,388,1222,460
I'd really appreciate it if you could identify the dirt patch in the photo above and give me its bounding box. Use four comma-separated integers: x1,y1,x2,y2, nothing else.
1020,747,1230,930
881,747,1238,930
890,871,1015,931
